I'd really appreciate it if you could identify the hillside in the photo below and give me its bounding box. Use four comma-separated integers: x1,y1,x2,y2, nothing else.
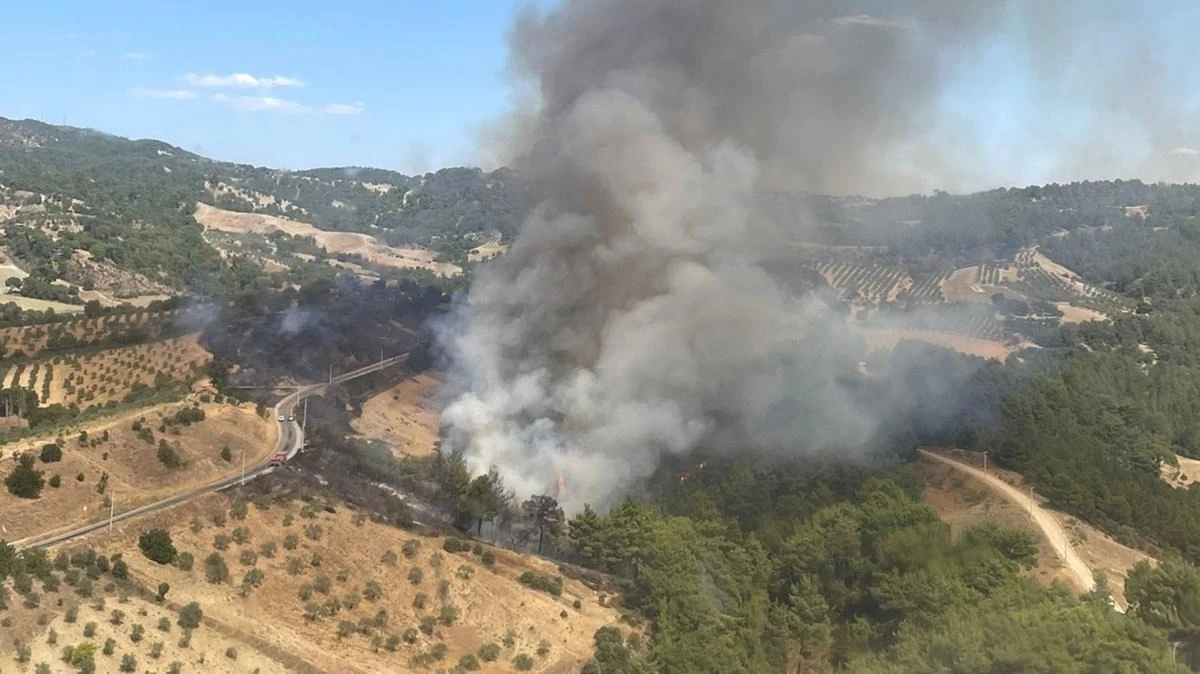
0,117,532,293
1,488,628,674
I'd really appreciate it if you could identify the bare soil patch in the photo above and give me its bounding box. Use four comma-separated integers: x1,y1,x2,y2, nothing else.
859,327,1016,361
352,373,442,458
1056,302,1107,325
195,203,461,277
1161,453,1200,489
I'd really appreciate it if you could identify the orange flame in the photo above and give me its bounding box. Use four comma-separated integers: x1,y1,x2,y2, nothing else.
557,473,566,494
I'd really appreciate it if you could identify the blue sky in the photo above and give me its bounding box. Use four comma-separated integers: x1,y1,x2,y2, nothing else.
0,0,545,172
1,2,1197,189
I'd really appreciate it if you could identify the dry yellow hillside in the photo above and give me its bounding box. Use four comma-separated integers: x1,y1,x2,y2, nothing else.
2,401,275,543
352,373,442,458
26,489,626,673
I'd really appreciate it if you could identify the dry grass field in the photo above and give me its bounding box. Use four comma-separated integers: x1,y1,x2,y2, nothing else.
0,401,275,544
1,490,628,673
352,373,442,459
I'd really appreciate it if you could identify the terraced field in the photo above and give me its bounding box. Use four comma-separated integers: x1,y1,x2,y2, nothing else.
0,333,211,407
816,261,908,303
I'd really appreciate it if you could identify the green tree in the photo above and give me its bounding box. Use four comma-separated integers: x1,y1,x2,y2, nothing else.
521,495,565,555
5,453,45,499
138,529,177,565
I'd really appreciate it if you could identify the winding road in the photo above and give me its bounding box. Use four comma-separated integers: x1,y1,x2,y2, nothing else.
17,354,409,550
918,448,1124,612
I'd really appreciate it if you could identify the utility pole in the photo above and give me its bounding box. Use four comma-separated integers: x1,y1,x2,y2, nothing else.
380,347,384,364
108,492,115,534
302,398,308,435
982,451,988,474
328,364,333,384
1029,485,1034,515
241,449,246,486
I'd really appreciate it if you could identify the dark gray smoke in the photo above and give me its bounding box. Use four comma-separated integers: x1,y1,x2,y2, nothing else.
439,0,1194,510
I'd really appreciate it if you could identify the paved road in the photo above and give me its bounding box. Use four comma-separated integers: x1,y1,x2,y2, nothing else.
19,354,409,550
918,449,1125,613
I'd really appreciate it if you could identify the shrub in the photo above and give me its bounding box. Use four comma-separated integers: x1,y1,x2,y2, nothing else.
149,641,164,659
76,472,84,482
130,623,144,642
178,629,193,648
225,646,237,660
460,653,481,671
401,540,420,559
314,575,332,594
457,564,474,580
39,444,62,463
364,580,383,601
513,654,535,671
481,551,496,567
48,474,61,488
419,615,436,635
402,627,419,644
439,604,459,626
178,602,203,629
231,526,251,544
518,571,563,596
138,529,177,565
238,549,257,567
83,621,97,637
573,599,582,610
259,541,277,558
6,453,45,499
283,534,299,550
230,498,248,521
156,582,170,602
156,439,181,469
174,552,194,572
412,593,427,610
110,609,125,625
158,617,171,632
408,567,424,586
102,637,115,655
204,553,229,584
478,643,501,662
442,538,469,553
537,639,551,656
220,445,232,462
386,634,402,651
119,653,137,672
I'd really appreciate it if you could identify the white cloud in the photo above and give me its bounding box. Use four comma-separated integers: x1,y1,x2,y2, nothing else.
125,52,151,61
321,102,365,115
129,88,199,100
213,94,309,113
1169,147,1200,157
212,93,364,115
833,14,912,29
185,72,304,89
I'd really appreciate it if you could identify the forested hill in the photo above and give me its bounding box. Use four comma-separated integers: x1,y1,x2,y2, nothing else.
0,116,532,247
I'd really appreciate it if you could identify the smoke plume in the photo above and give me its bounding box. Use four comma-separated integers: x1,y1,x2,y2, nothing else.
438,0,1195,510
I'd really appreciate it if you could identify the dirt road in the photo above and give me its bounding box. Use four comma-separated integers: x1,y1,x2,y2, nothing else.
917,449,1124,612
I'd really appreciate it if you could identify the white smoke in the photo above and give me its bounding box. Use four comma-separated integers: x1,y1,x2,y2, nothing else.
437,0,1197,511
